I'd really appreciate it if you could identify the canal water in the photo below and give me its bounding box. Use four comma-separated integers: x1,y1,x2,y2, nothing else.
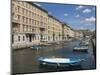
12,40,96,74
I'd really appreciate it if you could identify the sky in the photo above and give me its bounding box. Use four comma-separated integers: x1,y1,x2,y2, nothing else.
34,2,96,31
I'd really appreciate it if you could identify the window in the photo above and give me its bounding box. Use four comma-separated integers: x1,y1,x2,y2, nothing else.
22,16,24,22
18,36,20,41
23,25,25,32
33,20,35,25
32,28,34,32
26,25,28,31
34,36,36,40
12,35,14,43
28,19,30,24
38,36,39,40
17,15,20,21
24,2,26,6
26,10,28,16
12,4,14,11
32,13,34,18
26,3,28,8
35,20,36,25
32,19,34,24
30,26,31,31
29,12,31,17
24,9,26,15
48,36,50,40
31,19,33,24
23,36,25,41
17,6,20,13
26,18,28,24
37,21,39,25
22,8,24,14
29,19,31,24
35,37,37,40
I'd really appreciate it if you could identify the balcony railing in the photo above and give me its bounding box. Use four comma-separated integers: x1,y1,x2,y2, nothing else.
12,19,19,23
12,28,19,33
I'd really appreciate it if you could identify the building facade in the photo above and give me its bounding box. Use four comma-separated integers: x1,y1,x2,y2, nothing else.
48,15,62,42
74,31,83,39
62,23,69,40
12,1,80,49
12,1,49,48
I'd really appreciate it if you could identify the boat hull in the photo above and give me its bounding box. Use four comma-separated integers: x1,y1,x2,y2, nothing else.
73,46,88,52
38,57,82,68
73,48,88,52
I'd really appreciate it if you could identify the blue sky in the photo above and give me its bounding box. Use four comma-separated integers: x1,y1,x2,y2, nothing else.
34,2,96,30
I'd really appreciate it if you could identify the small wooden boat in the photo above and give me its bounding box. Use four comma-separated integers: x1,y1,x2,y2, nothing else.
38,57,83,67
30,45,41,50
73,46,88,52
40,43,51,46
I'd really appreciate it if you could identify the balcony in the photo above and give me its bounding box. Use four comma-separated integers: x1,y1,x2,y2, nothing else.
40,27,45,31
12,19,19,24
12,28,19,33
24,31,35,34
12,22,20,33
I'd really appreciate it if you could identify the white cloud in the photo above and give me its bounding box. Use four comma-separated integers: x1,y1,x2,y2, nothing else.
80,16,96,26
34,3,42,7
80,27,85,29
76,6,84,10
80,21,84,23
83,9,92,13
64,13,68,17
48,12,52,15
75,14,80,18
85,16,96,23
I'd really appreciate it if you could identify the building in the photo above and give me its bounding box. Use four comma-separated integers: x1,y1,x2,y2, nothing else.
62,23,76,40
74,30,83,38
12,1,49,49
12,0,77,49
47,15,54,42
48,15,62,42
67,28,75,38
62,23,69,40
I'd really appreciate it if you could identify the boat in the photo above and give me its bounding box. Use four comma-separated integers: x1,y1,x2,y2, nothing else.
73,46,88,52
38,57,83,67
79,42,89,46
79,39,89,46
40,43,51,46
30,45,41,50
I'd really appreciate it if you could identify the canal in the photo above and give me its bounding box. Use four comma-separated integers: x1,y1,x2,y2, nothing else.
12,40,96,74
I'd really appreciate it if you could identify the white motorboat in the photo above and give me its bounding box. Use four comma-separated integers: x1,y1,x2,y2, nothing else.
38,57,83,67
73,46,88,52
79,41,89,46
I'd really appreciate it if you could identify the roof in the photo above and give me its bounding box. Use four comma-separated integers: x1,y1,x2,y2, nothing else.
28,2,48,13
48,14,62,23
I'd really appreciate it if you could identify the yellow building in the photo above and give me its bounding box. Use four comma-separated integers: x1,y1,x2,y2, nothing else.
12,1,76,49
62,23,75,40
48,15,54,42
62,23,68,40
48,15,62,42
12,1,48,48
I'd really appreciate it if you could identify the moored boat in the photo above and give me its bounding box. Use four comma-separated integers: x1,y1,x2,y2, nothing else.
73,46,88,52
38,57,83,67
79,39,90,46
30,45,41,50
